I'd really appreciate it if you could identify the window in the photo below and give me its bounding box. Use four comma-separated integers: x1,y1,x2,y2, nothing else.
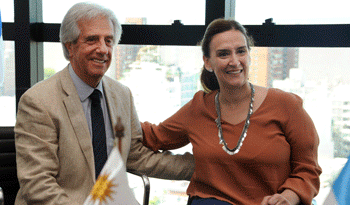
43,43,66,79
1,2,15,127
0,41,15,126
235,0,350,25
1,1,14,22
43,0,206,25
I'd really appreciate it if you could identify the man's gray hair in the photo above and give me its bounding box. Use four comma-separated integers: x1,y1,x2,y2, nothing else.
59,2,122,60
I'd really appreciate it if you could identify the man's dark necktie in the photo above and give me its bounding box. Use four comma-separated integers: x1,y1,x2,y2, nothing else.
89,89,107,179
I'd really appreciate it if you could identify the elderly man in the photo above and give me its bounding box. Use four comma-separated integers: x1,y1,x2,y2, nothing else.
14,2,194,204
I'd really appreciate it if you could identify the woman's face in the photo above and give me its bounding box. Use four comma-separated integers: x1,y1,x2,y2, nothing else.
203,29,251,90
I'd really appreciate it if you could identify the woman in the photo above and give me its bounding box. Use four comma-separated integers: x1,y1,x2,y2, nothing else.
142,19,321,205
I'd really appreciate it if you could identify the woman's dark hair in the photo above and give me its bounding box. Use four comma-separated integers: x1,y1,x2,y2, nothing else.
200,19,254,92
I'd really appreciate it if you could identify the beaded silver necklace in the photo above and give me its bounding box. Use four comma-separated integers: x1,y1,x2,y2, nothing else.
215,83,255,155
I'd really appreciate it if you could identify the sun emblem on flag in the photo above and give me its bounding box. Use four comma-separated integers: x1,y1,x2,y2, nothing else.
90,173,118,203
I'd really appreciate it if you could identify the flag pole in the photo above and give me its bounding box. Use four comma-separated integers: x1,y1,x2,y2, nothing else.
114,117,124,155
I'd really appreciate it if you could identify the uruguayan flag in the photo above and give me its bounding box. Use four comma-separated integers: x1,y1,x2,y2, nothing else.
84,146,139,205
323,157,350,205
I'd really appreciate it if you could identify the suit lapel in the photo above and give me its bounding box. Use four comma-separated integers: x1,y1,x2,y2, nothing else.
103,79,118,141
60,67,96,180
103,78,130,163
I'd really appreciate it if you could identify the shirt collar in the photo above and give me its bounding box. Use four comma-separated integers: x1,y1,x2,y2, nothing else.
68,64,104,102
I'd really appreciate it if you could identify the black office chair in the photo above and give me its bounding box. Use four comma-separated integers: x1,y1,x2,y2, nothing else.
0,127,150,205
0,127,19,205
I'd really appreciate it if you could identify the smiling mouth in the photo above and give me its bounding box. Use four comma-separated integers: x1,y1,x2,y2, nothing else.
226,69,243,74
93,59,108,64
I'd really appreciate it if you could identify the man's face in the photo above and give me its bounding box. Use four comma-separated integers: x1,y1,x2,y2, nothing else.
66,16,114,87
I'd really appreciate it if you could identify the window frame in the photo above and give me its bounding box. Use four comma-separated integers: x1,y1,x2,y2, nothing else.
2,0,350,111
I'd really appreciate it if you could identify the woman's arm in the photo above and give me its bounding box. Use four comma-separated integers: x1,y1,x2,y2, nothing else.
277,93,322,204
141,99,194,151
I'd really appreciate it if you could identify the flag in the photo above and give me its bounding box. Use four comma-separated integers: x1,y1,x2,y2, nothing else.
323,157,350,205
84,147,139,205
